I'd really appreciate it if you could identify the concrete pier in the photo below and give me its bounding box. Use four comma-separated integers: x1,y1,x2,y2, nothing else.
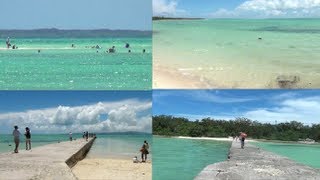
196,140,320,180
0,137,96,180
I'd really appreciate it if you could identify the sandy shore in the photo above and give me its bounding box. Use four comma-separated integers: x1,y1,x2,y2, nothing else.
176,136,257,142
153,63,215,89
72,158,151,180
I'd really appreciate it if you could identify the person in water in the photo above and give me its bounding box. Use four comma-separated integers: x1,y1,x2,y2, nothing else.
125,43,130,48
12,126,21,153
128,50,131,53
143,49,146,53
25,127,31,150
6,37,11,48
108,46,116,53
140,140,149,162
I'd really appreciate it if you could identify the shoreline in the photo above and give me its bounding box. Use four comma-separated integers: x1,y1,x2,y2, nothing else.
153,64,216,89
72,158,151,180
156,135,319,144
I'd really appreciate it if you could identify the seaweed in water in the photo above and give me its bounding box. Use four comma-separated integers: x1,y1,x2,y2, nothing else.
276,75,300,88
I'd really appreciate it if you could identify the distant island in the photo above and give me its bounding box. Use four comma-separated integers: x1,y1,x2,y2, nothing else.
0,28,152,38
153,16,204,21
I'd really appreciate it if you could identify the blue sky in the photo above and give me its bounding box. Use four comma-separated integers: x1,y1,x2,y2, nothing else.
153,90,320,125
153,0,320,18
1,0,151,30
0,91,152,133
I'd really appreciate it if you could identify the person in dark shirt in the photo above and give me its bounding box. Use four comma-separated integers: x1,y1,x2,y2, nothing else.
85,131,89,141
25,127,31,150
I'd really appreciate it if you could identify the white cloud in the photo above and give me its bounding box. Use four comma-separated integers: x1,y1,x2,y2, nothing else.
209,0,320,18
167,94,320,125
0,99,152,134
153,0,186,16
244,96,320,124
153,90,255,104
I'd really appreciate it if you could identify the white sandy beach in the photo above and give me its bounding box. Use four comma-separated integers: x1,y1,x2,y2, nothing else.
72,158,151,180
176,136,257,142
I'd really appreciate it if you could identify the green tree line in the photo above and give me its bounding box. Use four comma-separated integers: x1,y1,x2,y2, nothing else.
153,115,320,142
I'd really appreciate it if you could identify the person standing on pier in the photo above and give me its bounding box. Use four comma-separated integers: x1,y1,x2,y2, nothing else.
85,131,89,141
12,126,21,153
69,132,73,141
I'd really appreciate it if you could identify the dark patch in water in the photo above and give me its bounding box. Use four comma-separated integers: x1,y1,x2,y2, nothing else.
276,75,300,88
251,26,320,34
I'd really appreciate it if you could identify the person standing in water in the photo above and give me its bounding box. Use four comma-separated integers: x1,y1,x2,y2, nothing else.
140,140,149,162
6,37,11,49
12,126,21,153
25,127,31,150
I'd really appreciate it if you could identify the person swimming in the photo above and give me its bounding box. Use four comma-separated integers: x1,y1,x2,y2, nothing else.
128,50,131,53
108,46,116,53
143,49,146,53
125,43,130,48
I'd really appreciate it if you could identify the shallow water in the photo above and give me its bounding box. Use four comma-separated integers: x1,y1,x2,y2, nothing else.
0,134,82,153
0,37,151,90
152,137,230,180
253,141,320,168
86,133,152,159
153,19,320,88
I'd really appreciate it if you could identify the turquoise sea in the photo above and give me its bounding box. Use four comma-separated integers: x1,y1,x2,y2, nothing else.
0,36,151,90
253,141,320,169
153,19,320,88
0,133,82,153
152,137,230,180
87,133,152,159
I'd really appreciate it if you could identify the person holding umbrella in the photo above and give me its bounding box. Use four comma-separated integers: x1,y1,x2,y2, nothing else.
239,132,247,149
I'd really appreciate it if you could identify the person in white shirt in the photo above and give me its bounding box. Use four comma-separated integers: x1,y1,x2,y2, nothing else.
12,126,21,153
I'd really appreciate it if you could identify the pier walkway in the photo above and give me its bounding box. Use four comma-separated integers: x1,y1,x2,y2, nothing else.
0,137,95,180
196,140,320,180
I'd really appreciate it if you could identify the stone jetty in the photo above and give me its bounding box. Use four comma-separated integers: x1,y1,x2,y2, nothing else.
0,137,96,180
196,140,320,180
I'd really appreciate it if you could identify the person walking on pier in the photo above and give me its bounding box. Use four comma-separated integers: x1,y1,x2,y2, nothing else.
12,126,21,153
240,132,247,149
85,131,89,141
25,127,31,150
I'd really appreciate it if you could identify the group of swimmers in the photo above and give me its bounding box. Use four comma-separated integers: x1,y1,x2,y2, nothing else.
12,126,31,153
133,140,150,163
5,38,147,54
84,43,147,54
